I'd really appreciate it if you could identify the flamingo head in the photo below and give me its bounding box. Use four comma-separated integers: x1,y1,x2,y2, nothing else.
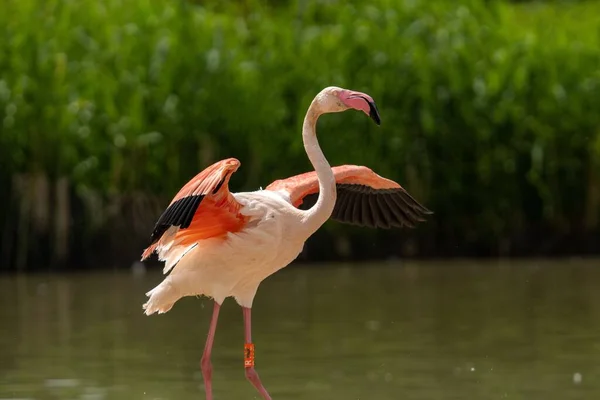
316,86,381,125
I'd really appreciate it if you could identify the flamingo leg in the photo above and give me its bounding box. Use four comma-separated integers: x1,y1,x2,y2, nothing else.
243,307,272,400
201,302,221,400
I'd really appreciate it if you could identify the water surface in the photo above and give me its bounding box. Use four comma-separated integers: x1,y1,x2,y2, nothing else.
1,259,599,399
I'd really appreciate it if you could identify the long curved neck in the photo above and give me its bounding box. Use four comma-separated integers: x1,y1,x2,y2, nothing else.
301,101,336,233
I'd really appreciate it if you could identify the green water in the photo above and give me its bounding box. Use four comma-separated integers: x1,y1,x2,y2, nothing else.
1,259,600,399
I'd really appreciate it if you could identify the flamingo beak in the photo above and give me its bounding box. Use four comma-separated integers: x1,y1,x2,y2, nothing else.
345,93,381,125
366,98,381,125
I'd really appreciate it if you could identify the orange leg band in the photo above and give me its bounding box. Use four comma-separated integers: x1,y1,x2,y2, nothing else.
244,343,255,368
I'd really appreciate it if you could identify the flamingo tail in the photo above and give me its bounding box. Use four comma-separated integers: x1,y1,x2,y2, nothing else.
143,278,180,315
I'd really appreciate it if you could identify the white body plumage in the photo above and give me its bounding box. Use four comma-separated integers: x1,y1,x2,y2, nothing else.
143,190,311,313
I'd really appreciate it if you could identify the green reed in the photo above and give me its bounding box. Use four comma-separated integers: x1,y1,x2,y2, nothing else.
1,0,599,268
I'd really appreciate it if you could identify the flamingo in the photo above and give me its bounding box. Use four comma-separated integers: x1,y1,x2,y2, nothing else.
141,86,432,400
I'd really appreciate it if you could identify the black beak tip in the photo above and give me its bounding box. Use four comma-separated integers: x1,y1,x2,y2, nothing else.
368,101,381,125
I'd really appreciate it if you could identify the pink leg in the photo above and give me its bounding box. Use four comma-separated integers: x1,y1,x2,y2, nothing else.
243,307,272,400
200,302,221,400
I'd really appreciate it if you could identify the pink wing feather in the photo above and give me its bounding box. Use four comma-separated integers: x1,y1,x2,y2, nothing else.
141,158,248,260
266,165,431,229
266,165,399,206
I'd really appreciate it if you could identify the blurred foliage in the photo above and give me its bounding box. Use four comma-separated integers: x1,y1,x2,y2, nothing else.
1,0,600,269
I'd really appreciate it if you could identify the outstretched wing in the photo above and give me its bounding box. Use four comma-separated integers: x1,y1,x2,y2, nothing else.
265,165,432,229
141,158,247,260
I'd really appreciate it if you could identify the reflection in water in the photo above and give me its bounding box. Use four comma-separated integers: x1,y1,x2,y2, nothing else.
1,259,600,399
